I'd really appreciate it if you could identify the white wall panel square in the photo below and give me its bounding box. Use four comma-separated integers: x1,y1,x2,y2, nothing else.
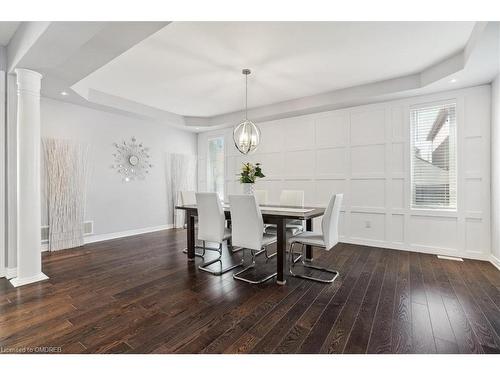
284,150,315,178
391,179,404,209
314,179,347,207
391,107,404,140
350,212,385,241
315,147,348,177
391,214,404,243
391,143,404,174
350,109,385,144
256,152,285,179
351,179,385,209
465,218,487,254
315,113,349,148
465,179,482,213
464,137,482,175
464,91,489,137
258,122,285,153
351,144,385,176
283,117,315,151
254,180,284,204
409,215,458,250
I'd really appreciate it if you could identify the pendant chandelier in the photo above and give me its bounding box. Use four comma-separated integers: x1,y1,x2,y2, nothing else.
233,69,261,155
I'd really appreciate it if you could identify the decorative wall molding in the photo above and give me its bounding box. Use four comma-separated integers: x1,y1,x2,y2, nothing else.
198,85,491,261
40,224,173,252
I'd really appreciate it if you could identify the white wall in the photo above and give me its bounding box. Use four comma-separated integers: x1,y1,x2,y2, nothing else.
198,85,491,261
0,48,6,276
41,98,197,241
492,76,500,267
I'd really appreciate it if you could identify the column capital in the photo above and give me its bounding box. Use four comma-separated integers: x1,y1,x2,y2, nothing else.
15,68,43,95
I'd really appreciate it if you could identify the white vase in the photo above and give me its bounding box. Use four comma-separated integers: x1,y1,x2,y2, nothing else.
242,183,255,195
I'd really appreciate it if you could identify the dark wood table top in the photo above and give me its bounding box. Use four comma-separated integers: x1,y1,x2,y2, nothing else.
175,203,325,220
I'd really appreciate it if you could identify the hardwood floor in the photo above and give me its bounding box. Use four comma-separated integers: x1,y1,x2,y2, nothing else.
1,229,500,354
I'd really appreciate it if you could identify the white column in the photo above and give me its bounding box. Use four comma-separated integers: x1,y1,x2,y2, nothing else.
10,69,48,287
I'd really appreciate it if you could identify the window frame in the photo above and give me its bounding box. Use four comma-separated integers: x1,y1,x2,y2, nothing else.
409,99,458,212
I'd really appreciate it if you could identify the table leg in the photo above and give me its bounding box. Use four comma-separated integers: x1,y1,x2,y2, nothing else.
276,217,286,285
306,218,313,261
187,213,195,262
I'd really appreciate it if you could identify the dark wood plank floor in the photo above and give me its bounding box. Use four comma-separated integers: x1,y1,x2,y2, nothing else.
1,229,500,354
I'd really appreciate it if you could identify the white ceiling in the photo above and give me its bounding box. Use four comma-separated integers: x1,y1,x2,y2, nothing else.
0,21,20,46
75,21,476,117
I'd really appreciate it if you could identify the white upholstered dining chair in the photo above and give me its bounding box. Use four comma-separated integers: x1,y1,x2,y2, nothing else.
196,193,243,275
265,189,305,236
229,195,278,284
180,190,196,207
288,193,343,283
180,190,218,257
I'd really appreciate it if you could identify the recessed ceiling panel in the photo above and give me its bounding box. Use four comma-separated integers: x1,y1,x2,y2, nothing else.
74,21,475,117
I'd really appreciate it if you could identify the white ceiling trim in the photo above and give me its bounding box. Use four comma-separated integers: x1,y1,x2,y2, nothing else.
69,22,492,131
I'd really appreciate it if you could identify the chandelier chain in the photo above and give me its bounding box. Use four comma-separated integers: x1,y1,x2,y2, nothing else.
245,72,248,120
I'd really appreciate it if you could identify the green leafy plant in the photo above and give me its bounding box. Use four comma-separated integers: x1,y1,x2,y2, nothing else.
238,162,265,183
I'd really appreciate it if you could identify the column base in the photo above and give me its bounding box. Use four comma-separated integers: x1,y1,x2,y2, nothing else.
5,267,17,279
10,272,49,287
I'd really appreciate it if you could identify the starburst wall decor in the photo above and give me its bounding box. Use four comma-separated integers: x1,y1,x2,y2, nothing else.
111,137,153,182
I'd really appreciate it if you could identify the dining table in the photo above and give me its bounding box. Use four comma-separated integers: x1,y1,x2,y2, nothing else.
175,203,326,285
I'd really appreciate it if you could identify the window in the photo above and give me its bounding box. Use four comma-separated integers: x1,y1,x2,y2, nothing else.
410,102,457,210
207,137,225,200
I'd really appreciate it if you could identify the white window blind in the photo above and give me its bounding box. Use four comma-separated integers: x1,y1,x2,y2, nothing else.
410,102,457,210
207,137,225,200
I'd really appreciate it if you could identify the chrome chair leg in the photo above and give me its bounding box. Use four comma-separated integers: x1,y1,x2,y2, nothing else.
233,248,277,284
182,242,220,257
198,242,244,276
264,244,277,259
288,242,339,283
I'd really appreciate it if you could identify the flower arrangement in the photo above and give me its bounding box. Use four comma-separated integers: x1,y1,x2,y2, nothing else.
239,162,265,183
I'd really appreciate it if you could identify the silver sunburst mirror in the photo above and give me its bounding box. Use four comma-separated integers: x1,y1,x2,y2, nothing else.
112,136,153,182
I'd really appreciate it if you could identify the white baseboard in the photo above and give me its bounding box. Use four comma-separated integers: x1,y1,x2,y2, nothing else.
491,254,500,271
341,237,491,262
10,272,49,287
0,268,4,278
41,224,173,252
437,255,464,262
5,267,17,279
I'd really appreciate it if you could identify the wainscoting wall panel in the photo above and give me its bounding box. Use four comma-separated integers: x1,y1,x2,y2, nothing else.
197,85,491,260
